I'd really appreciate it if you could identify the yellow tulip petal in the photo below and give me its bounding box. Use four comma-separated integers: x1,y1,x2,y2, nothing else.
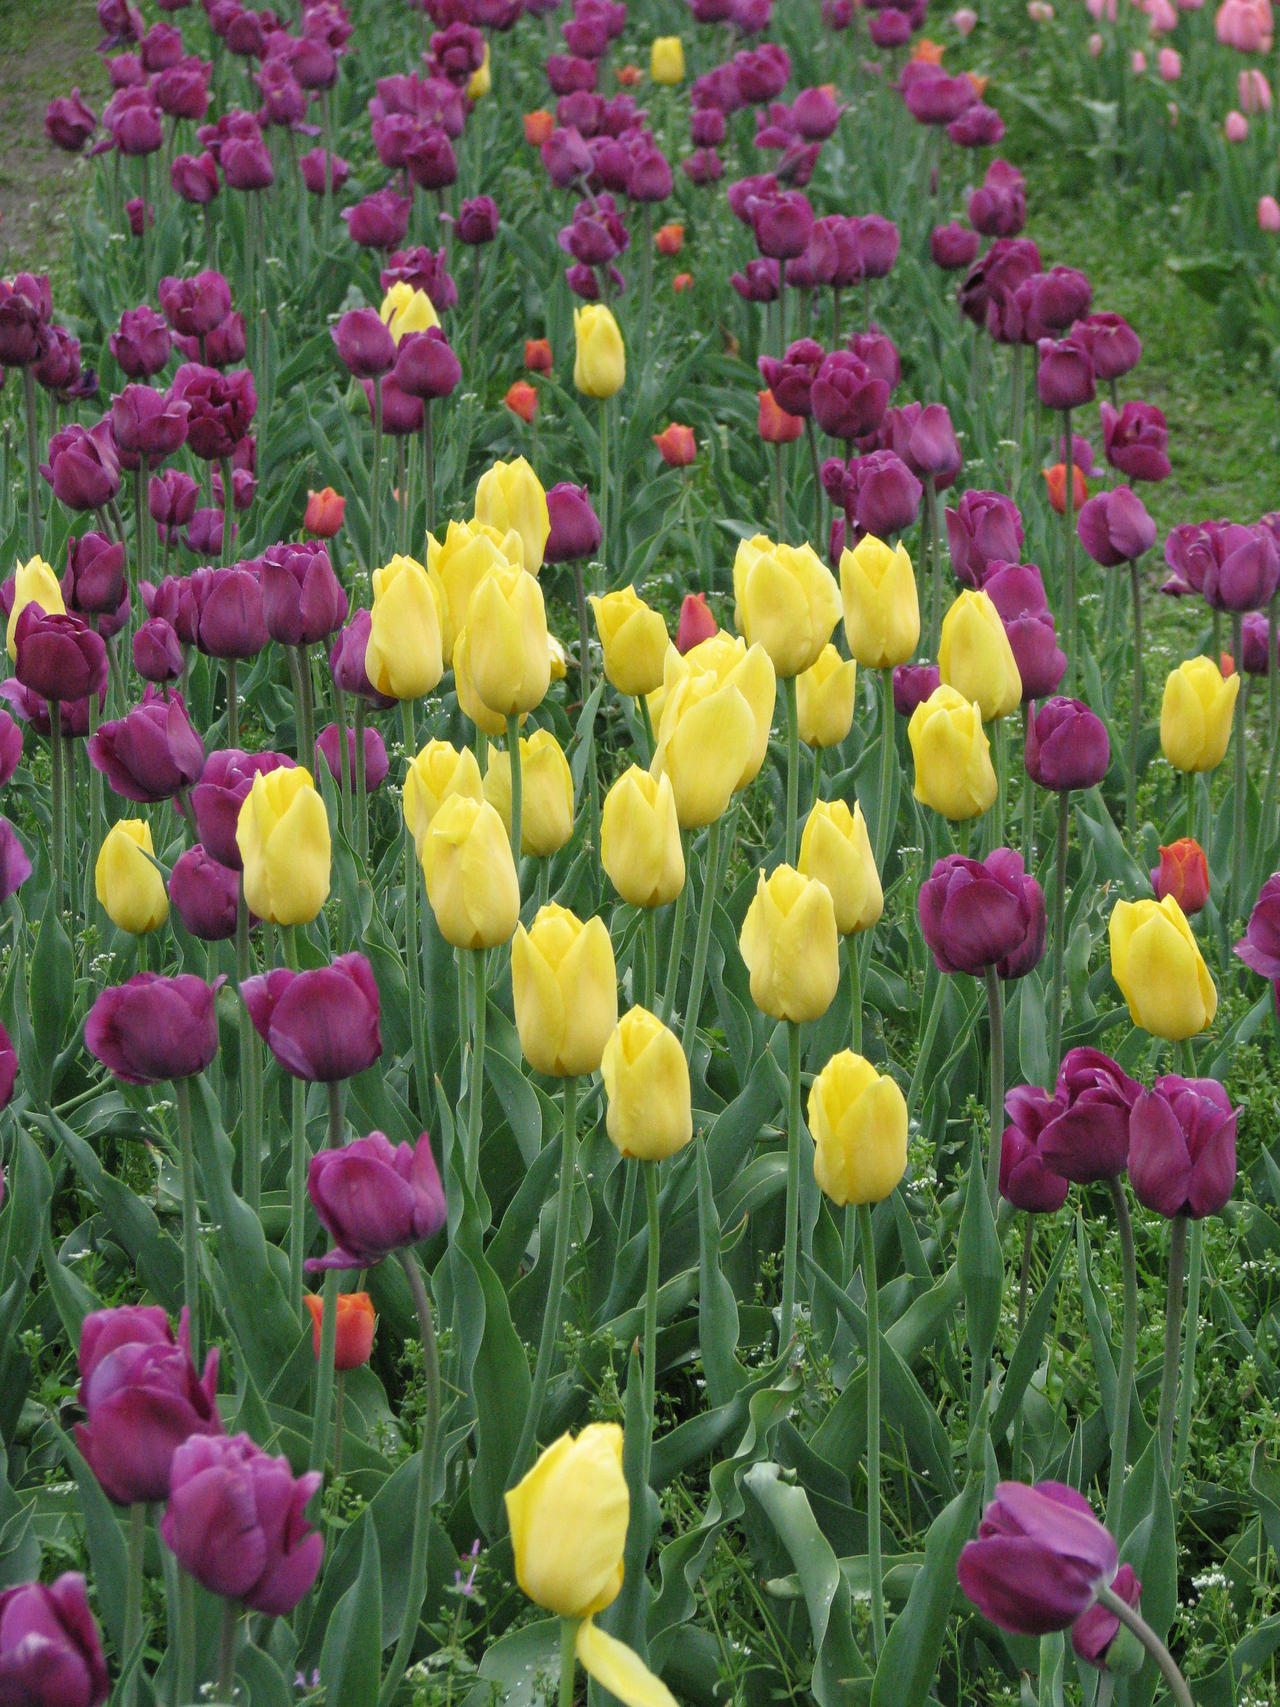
575,1621,680,1707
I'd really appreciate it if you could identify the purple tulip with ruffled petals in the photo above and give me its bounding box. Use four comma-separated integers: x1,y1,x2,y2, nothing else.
158,271,231,337
958,1481,1118,1636
1129,1076,1237,1219
946,490,1025,587
1101,401,1170,483
171,363,256,460
241,954,382,1083
811,350,890,442
1072,313,1141,382
1000,1084,1071,1212
86,973,224,1085
1237,872,1280,979
1036,1048,1141,1182
307,1130,446,1269
918,850,1044,977
87,686,204,803
758,337,824,419
40,420,121,511
0,1574,110,1707
1025,697,1110,792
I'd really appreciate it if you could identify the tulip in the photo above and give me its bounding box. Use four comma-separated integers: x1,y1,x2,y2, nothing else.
1032,1048,1141,1183
600,1006,693,1161
808,1051,908,1205
307,1130,446,1269
1152,838,1209,916
191,567,266,661
601,767,685,909
0,1575,110,1707
169,844,242,941
939,590,1022,720
88,686,204,803
1109,895,1217,1040
241,954,381,1083
95,819,168,934
484,731,573,858
654,423,697,467
732,534,841,679
999,1090,1072,1213
190,749,294,870
589,588,669,697
161,1433,323,1615
650,35,685,83
0,818,31,904
366,554,444,700
304,486,345,537
918,850,1045,978
908,684,998,820
799,796,883,940
474,457,551,574
958,1481,1119,1636
402,740,483,855
304,1291,376,1370
739,864,839,1023
513,905,617,1076
795,643,856,748
85,972,223,1085
1129,1075,1237,1219
428,519,523,658
1159,655,1239,772
6,554,65,659
1025,696,1110,792
1071,1565,1145,1674
421,794,521,950
379,281,439,343
460,563,551,718
235,766,331,926
260,543,348,648
651,655,756,829
675,591,718,653
573,304,626,398
840,534,920,668
507,1425,628,1617
946,490,1025,588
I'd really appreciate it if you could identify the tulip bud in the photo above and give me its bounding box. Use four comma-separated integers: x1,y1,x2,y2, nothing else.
601,1006,693,1161
474,456,551,574
483,730,574,858
939,589,1023,720
428,519,523,662
573,303,626,398
795,643,856,748
1109,894,1217,1039
601,767,685,908
303,1291,376,1370
1159,655,1239,773
590,587,669,696
402,739,483,856
366,554,444,701
798,800,883,935
461,562,551,718
732,534,842,678
378,280,439,343
6,554,65,660
908,684,998,820
235,766,331,926
505,1425,628,1617
650,36,685,85
95,818,168,933
512,904,617,1076
739,864,840,1022
840,534,920,668
422,794,520,950
808,1051,908,1205
651,660,755,830
1151,837,1209,916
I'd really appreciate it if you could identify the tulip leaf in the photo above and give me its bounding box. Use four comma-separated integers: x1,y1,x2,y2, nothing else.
1123,1438,1176,1707
697,1139,745,1408
1250,1443,1280,1563
465,1618,560,1707
1074,1213,1118,1433
0,1434,39,1589
38,1219,100,1345
49,1426,129,1653
957,1139,1003,1379
320,1507,383,1707
990,1237,1069,1442
868,1477,981,1707
233,1641,294,1707
29,890,73,1102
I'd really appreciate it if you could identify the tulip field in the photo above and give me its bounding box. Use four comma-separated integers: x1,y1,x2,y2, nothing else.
4,0,1280,1700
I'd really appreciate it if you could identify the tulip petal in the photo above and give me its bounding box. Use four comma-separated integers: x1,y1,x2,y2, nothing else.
575,1620,680,1707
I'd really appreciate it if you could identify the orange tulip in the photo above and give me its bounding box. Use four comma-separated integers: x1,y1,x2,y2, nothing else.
524,337,553,373
654,423,696,466
1219,650,1236,677
966,70,989,97
655,222,685,256
615,62,643,85
506,380,538,423
758,388,804,444
912,36,945,61
672,272,694,292
304,1291,376,1370
304,486,345,538
1152,838,1210,916
524,109,554,146
1043,462,1088,515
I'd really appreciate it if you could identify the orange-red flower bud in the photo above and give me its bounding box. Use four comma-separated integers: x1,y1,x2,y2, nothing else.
505,380,538,423
655,222,685,256
758,388,804,445
1043,462,1088,515
524,337,553,373
524,110,554,146
304,486,345,538
654,423,696,466
1151,837,1210,917
304,1291,376,1370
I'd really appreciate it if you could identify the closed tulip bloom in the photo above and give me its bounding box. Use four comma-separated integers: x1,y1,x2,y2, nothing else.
161,1433,323,1615
378,280,439,343
6,555,65,659
682,634,776,789
241,954,381,1082
651,661,755,828
169,844,241,941
484,730,573,857
601,767,685,907
1151,837,1209,916
363,553,444,701
1031,1049,1141,1184
1129,1075,1237,1219
428,519,523,660
908,684,997,820
1025,696,1110,792
260,543,348,647
402,739,483,855
307,1130,446,1269
601,1006,693,1161
939,589,1022,720
463,562,551,717
544,483,602,566
88,686,204,803
732,534,841,678
1159,655,1239,772
236,766,331,926
676,590,718,653
919,850,1045,977
85,972,223,1085
422,794,520,950
96,819,168,934
1109,894,1217,1040
512,904,617,1075
958,1481,1118,1637
573,303,626,398
651,35,685,83
474,456,551,573
590,587,669,696
304,1291,376,1370
1236,871,1280,979
796,643,856,747
840,534,920,668
809,1051,908,1205
0,1575,109,1707
506,1425,628,1617
190,748,294,870
1071,1564,1144,1674
739,865,839,1022
132,612,185,683
999,1088,1071,1213
452,623,511,738
798,800,882,936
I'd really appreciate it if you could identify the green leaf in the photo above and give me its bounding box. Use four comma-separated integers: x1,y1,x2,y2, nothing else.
466,1619,561,1707
50,1427,129,1652
320,1508,383,1707
991,1239,1069,1442
957,1140,1002,1377
869,1478,981,1707
29,891,73,1101
696,1141,744,1408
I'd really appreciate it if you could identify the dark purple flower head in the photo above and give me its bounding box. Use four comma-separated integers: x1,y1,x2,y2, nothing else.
110,383,191,462
757,336,824,419
331,307,396,379
133,616,185,683
315,723,388,792
329,609,395,708
171,363,256,460
0,274,52,368
848,450,923,539
104,83,164,154
111,305,172,379
1129,1076,1237,1219
191,564,267,659
242,953,382,1083
41,420,121,511
0,712,23,787
46,88,98,152
1015,267,1092,340
170,843,243,940
1071,1564,1142,1672
750,188,815,260
14,607,109,703
191,748,295,868
892,662,940,717
65,531,127,616
811,350,890,442
1036,336,1095,412
544,482,602,564
967,158,1027,238
1072,312,1141,382
341,187,412,249
158,270,232,337
1000,1085,1072,1213
948,102,1004,147
946,489,1025,588
307,1130,446,1268
1101,400,1170,483
958,1481,1118,1636
142,574,199,644
1237,871,1280,979
1025,696,1110,792
1037,1048,1142,1183
85,972,225,1085
88,685,204,803
0,1574,110,1707
259,542,348,646
904,68,975,125
0,817,32,904
393,327,461,400
1077,487,1156,568
300,147,349,193
883,401,961,487
930,221,980,271
455,194,500,244
158,64,213,126
918,849,1045,978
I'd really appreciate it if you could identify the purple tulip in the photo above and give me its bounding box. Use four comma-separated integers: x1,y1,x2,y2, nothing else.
749,188,814,260
142,576,199,645
13,607,108,703
242,953,382,1083
40,420,121,511
170,844,242,940
149,467,201,530
314,723,389,792
110,305,172,379
0,1019,17,1110
132,616,184,684
109,383,190,462
85,972,224,1085
307,1129,446,1270
64,532,126,617
883,402,962,487
958,1481,1118,1636
393,327,461,399
0,712,23,786
1025,697,1110,792
958,236,1041,340
1015,267,1092,340
757,337,825,420
161,1432,323,1614
191,748,295,868
946,490,1025,587
74,1305,221,1505
158,270,232,337
1072,312,1141,382
949,102,1004,147
1128,1075,1237,1220
0,274,51,368
182,311,247,370
104,84,164,154
46,88,98,151
918,850,1046,978
930,221,980,270
1201,523,1279,613
1101,400,1171,483
1237,871,1280,981
455,194,500,244
342,187,412,250
87,687,204,803
300,147,350,193
1037,337,1095,412
1000,1086,1072,1213
1077,488,1156,568
892,662,940,717
541,482,603,565
983,564,1066,702
259,543,348,647
811,350,890,441
904,68,976,125
1071,1564,1142,1671
191,565,267,659
0,1574,110,1707
968,158,1027,237
1036,1048,1141,1183
849,450,923,538
331,307,396,378
329,611,395,709
171,363,256,460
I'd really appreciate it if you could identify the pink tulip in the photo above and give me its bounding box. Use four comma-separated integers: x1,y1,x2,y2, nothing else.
1131,49,1148,71
953,5,978,30
1225,109,1250,140
1157,47,1182,79
1239,68,1271,110
1088,31,1104,54
1258,195,1280,231
1215,0,1273,52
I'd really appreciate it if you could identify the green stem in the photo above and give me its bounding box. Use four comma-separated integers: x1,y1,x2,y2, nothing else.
859,1200,886,1656
558,1618,579,1707
1021,703,1035,872
983,966,1005,1213
22,366,41,553
599,400,610,580
1231,610,1246,911
220,456,235,567
401,700,429,1117
849,932,863,1056
1093,1585,1195,1707
217,1601,238,1701
235,887,261,1213
122,1501,146,1707
423,407,436,545
573,559,593,707
1157,1214,1189,1476
1049,790,1070,1068
874,668,895,869
1062,408,1077,691
773,441,785,542
1010,1214,1034,1474
1173,1217,1203,1486
308,1084,345,1479
371,382,384,584
660,854,689,1027
804,417,824,544
176,1569,196,1707
356,699,370,860
783,674,800,866
642,908,657,1015
506,713,523,861
1127,558,1143,831
173,1077,200,1362
679,816,723,1054
49,704,63,913
1105,1178,1138,1531
467,948,487,1190
779,1019,804,1350
642,1163,660,1494
334,683,354,845
376,1248,442,1707
925,476,942,655
225,656,238,750
511,1077,579,1478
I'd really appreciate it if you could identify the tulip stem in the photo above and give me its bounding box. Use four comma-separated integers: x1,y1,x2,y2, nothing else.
379,1249,441,1707
1093,1585,1194,1707
220,456,235,567
573,560,592,708
1049,790,1070,1069
983,966,1005,1213
355,700,370,860
22,366,41,553
1157,1213,1189,1476
173,1076,201,1362
680,816,723,1055
1267,594,1279,850
1231,611,1246,911
401,700,430,1119
598,399,611,579
217,1601,238,1701
49,704,64,914
849,933,863,1056
235,887,261,1214
642,909,657,1015
175,1569,196,1707
642,1162,660,1495
466,948,487,1191
370,385,385,585
773,442,786,542
660,850,689,1027
858,1201,886,1657
225,656,238,751
309,1267,341,1478
1021,704,1035,872
779,1019,804,1351
334,683,354,846
874,669,896,870
1062,408,1077,692
1126,557,1143,832
783,675,800,866
925,476,942,656
122,1500,146,1707
512,1075,579,1480
1105,1178,1137,1531
1173,1217,1203,1488
804,418,824,544
506,714,523,862
1010,1214,1034,1474
558,1618,579,1707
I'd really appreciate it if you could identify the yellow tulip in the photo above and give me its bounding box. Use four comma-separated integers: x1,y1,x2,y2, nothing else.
483,730,574,858
421,794,520,950
907,684,997,821
651,666,755,829
512,904,617,1076
402,740,483,856
95,819,167,935
1159,656,1240,773
739,865,840,1023
548,631,568,682
798,800,882,935
733,534,841,678
590,588,669,698
366,555,444,701
573,304,626,399
378,281,438,343
680,632,777,789
601,766,685,907
600,1006,693,1161
938,589,1022,721
808,1051,909,1206
839,534,919,669
461,562,551,718
7,555,64,660
427,519,524,665
474,457,551,574
506,1424,628,1617
452,622,510,738
1109,894,1218,1040
236,767,331,926
650,35,685,84
466,40,490,98
796,643,856,748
